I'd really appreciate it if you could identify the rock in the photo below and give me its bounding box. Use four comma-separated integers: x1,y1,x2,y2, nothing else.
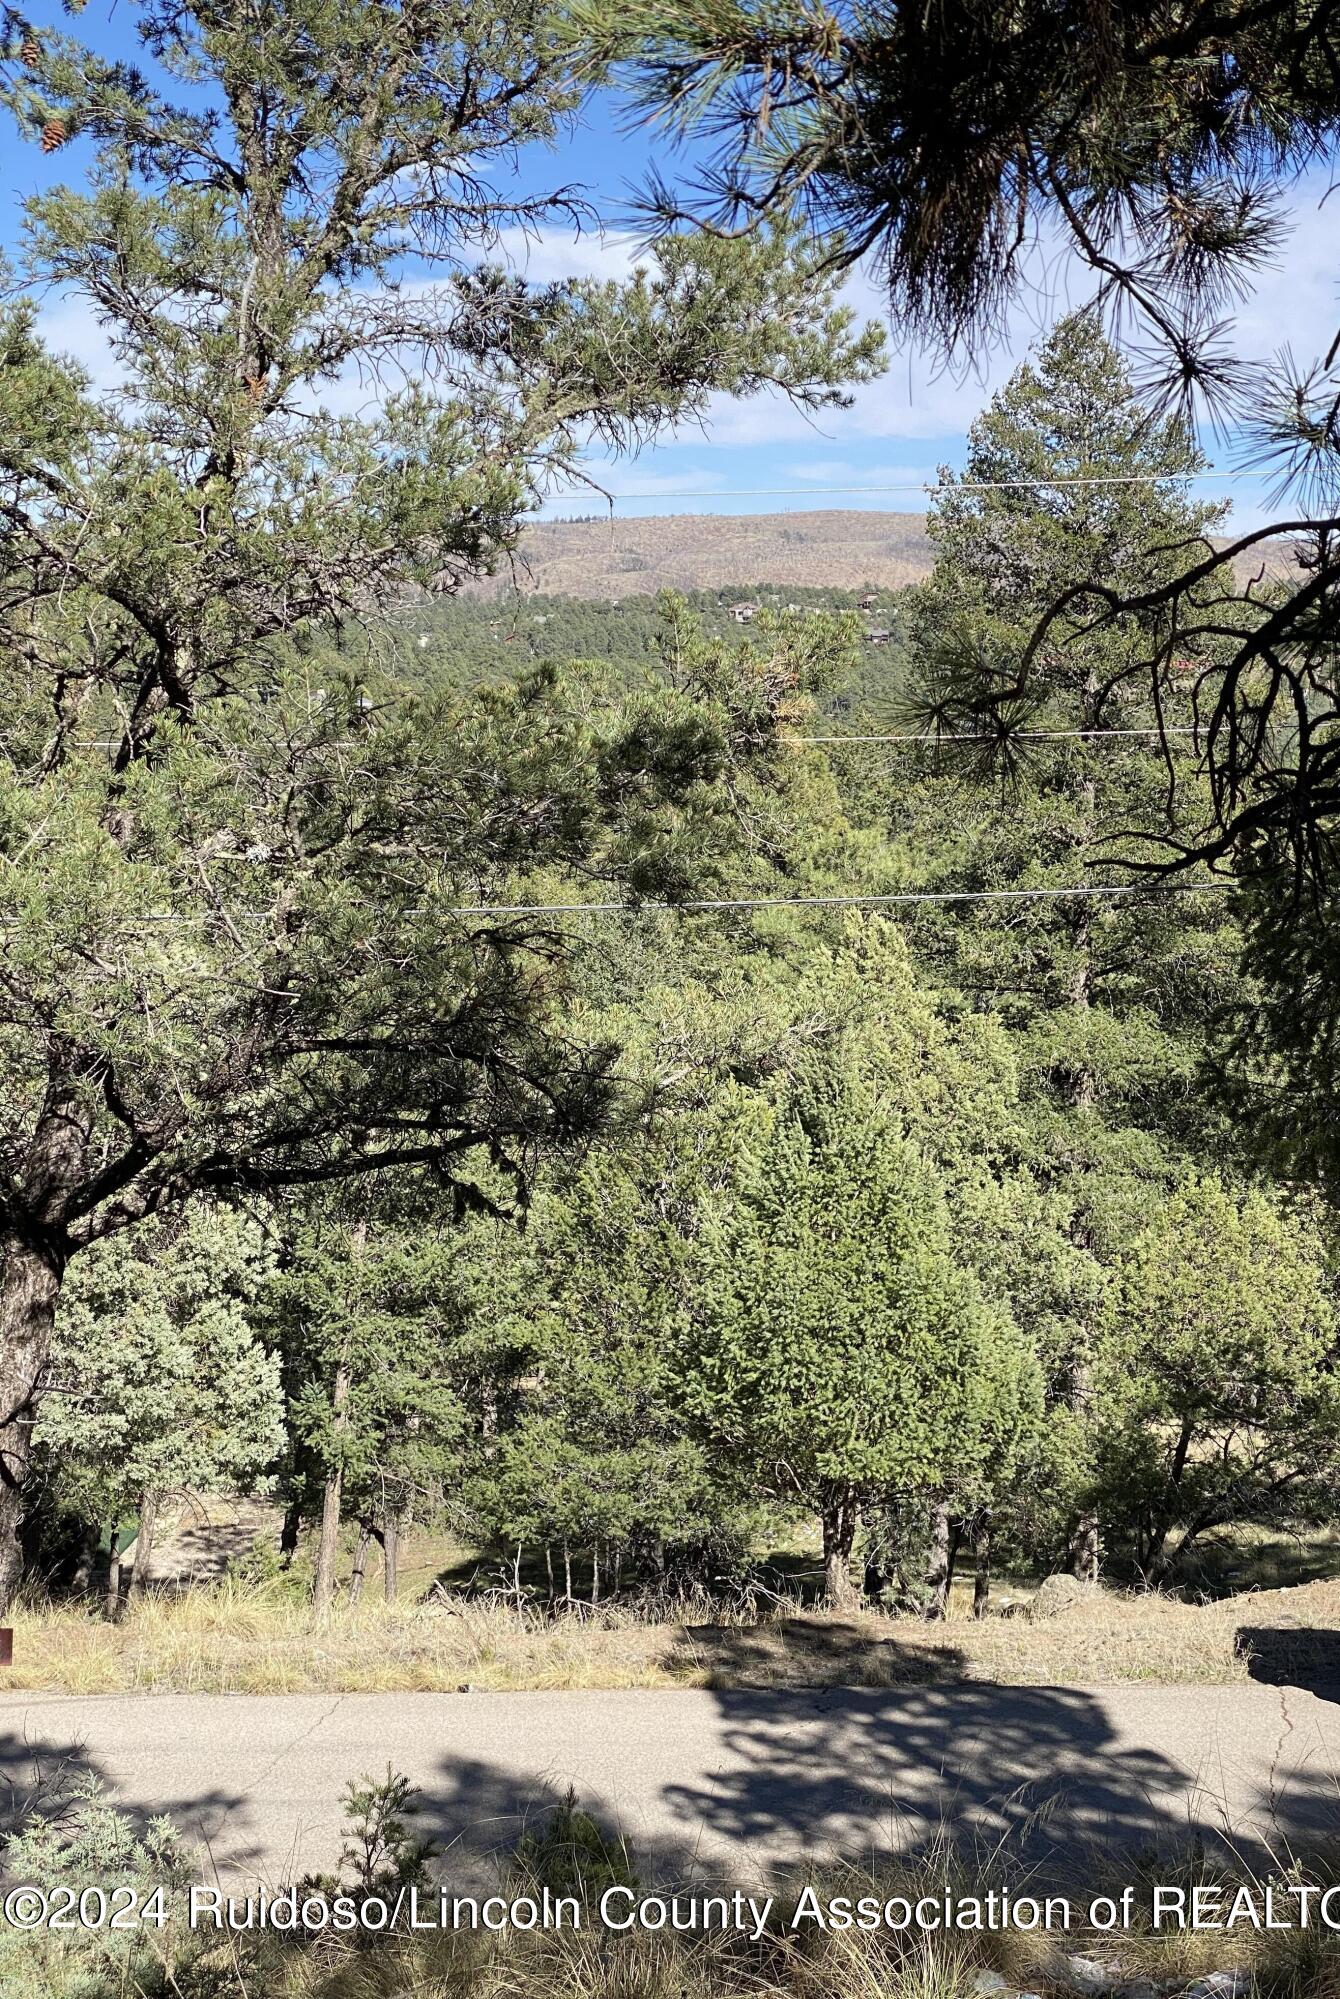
1029,1574,1090,1620
1061,1954,1124,1994
1184,1973,1250,1999
973,1972,1011,1994
457,1681,477,1694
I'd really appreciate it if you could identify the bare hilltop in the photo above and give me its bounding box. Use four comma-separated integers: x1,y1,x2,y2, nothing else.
465,508,1295,602
467,510,935,600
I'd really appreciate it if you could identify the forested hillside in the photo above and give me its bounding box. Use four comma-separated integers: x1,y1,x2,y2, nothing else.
1,0,1335,1652
389,584,911,719
11,316,1337,1632
462,509,934,598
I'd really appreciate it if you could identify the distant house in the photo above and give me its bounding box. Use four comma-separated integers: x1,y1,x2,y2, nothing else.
859,591,880,611
731,603,758,624
864,627,893,646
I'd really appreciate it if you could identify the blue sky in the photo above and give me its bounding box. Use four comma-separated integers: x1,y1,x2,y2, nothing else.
8,3,1338,531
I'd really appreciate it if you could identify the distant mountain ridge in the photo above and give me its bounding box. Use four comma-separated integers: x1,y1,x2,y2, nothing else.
464,508,1294,602
465,510,935,600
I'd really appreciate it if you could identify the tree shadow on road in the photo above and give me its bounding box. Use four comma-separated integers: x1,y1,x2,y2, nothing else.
0,1715,254,1874
4,1667,1336,1890
654,1682,1217,1874
1237,1626,1340,1702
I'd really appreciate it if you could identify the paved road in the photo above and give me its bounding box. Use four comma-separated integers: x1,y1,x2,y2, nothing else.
1,1684,1337,1884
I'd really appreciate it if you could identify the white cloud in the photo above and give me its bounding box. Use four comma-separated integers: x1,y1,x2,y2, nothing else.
36,294,124,392
489,225,648,286
30,195,1339,515
782,457,945,489
540,461,730,511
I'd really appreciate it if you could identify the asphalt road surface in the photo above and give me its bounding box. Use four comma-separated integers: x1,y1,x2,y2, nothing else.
1,1683,1337,1884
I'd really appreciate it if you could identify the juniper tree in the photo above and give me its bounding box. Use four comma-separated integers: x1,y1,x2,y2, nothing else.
1095,1176,1340,1581
0,0,881,1610
35,1202,283,1596
694,1057,1034,1607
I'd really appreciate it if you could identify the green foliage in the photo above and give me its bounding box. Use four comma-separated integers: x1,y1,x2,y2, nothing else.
335,1767,437,1897
0,0,879,1604
0,1775,198,1998
37,1204,283,1521
590,0,1340,890
1094,1178,1340,1579
694,1051,1037,1546
276,1221,474,1531
512,1787,638,1902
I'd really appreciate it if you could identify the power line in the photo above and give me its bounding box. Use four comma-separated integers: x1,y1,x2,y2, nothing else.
795,727,1200,744
4,878,1232,931
549,472,1249,505
445,882,1233,918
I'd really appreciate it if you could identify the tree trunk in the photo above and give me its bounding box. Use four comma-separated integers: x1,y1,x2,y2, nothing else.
562,1541,572,1605
382,1509,399,1603
348,1521,373,1605
925,1502,952,1620
821,1483,860,1609
71,1517,101,1597
590,1542,600,1607
0,1238,64,1616
128,1488,160,1600
280,1501,302,1565
1066,683,1099,1109
1069,1511,1099,1585
973,1511,992,1619
544,1543,554,1599
1066,1340,1100,1582
312,1358,351,1615
104,1521,122,1623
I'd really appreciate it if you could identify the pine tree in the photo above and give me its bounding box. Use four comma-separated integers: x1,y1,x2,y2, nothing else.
0,0,880,1608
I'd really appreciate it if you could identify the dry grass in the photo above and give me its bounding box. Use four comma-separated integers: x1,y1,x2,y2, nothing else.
9,1832,1340,1999
7,1575,1339,1696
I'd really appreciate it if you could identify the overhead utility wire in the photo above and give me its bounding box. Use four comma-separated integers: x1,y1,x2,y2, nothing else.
559,472,1248,503
444,883,1234,918
795,727,1200,744
34,880,1234,929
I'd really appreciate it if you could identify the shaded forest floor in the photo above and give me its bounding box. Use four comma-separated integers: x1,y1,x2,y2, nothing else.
7,1575,1340,1695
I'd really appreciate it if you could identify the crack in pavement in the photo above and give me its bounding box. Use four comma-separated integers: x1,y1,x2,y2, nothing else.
1265,1685,1295,1832
195,1692,349,1843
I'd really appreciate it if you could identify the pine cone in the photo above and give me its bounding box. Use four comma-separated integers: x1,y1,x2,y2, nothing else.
20,33,41,66
40,115,67,152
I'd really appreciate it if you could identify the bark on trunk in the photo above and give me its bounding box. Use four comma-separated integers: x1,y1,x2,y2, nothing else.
821,1484,860,1609
128,1488,159,1600
71,1517,101,1597
973,1511,992,1619
348,1521,373,1605
312,1358,351,1615
104,1521,122,1624
925,1502,952,1620
382,1510,399,1603
1069,1511,1099,1585
0,1238,64,1616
